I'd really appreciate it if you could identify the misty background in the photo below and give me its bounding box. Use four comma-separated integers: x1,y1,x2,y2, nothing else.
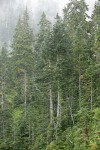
0,0,96,45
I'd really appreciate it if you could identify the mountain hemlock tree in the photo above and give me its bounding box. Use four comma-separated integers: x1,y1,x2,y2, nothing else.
0,43,8,143
35,12,54,126
92,0,100,107
11,8,34,147
63,0,90,109
0,43,8,110
11,9,34,106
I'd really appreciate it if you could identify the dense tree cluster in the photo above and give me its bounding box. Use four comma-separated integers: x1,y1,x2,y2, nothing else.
0,0,100,149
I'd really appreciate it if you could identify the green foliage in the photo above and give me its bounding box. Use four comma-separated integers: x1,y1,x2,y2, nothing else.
0,1,100,149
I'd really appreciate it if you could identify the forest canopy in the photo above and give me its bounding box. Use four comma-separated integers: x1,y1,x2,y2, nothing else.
0,0,100,150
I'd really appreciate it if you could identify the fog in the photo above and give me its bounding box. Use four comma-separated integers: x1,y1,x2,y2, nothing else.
0,0,96,44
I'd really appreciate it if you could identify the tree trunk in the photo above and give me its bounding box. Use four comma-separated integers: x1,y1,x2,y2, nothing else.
49,84,53,125
79,54,81,109
90,76,93,110
57,80,61,126
24,70,27,116
1,78,5,141
68,96,74,125
1,79,4,110
24,71,27,106
32,126,34,144
49,60,54,125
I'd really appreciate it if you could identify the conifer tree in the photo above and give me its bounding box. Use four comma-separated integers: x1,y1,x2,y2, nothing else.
63,0,91,109
91,0,100,106
0,44,12,148
0,1,100,149
11,9,34,107
9,9,34,148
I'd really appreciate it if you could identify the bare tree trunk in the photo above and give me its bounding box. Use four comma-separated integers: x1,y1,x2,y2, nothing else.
56,54,61,126
57,80,61,126
54,80,61,140
2,120,5,140
24,70,27,117
1,79,4,110
24,71,27,106
32,126,34,144
29,118,31,140
13,125,16,149
90,76,93,110
79,54,81,109
69,97,74,125
1,78,5,141
49,84,53,125
49,60,54,125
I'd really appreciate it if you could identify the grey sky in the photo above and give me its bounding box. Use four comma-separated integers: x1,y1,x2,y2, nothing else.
0,0,96,28
0,0,96,43
0,0,96,17
19,0,96,18
17,0,96,14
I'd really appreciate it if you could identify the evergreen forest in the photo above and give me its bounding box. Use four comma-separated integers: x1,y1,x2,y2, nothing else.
0,0,100,149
